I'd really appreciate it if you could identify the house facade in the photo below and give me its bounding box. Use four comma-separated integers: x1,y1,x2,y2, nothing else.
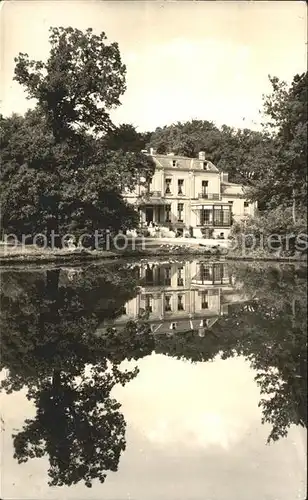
123,150,257,238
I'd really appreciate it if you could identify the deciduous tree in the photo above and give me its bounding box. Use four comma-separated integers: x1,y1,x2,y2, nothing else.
14,27,126,139
249,73,307,216
1,27,155,241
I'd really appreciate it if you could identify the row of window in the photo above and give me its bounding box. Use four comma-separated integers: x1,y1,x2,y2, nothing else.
144,264,228,286
164,179,210,196
147,204,249,225
163,204,233,225
143,294,185,312
165,178,184,195
164,203,183,223
149,179,251,202
197,264,225,283
144,266,184,286
148,179,250,210
170,159,211,171
200,206,231,226
143,291,212,313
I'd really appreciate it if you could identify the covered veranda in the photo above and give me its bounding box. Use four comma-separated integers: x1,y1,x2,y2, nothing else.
190,201,232,227
137,198,169,226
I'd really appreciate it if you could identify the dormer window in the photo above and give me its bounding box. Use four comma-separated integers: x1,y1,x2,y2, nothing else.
202,161,209,170
170,322,177,330
172,159,177,167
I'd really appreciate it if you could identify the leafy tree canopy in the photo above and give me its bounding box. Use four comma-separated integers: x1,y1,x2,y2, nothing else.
1,26,155,241
146,119,273,185
13,27,126,139
103,123,151,152
248,72,307,212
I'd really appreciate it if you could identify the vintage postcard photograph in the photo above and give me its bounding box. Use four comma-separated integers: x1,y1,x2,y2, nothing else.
0,1,307,499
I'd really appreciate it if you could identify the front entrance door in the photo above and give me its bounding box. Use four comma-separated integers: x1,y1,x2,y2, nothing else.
145,206,154,223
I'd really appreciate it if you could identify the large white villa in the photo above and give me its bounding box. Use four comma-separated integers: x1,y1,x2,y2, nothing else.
123,150,257,239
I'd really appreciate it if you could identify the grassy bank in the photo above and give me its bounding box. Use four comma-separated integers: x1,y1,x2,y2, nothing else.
0,242,306,266
0,243,223,266
227,247,307,263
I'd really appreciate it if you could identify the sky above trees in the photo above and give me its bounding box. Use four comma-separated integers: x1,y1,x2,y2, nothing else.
1,0,307,131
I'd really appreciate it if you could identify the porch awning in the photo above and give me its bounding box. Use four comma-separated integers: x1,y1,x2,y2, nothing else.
136,198,167,206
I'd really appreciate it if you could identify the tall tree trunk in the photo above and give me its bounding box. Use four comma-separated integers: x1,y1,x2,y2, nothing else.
292,298,296,316
292,298,296,328
46,269,60,302
292,188,296,224
47,216,62,249
52,369,62,390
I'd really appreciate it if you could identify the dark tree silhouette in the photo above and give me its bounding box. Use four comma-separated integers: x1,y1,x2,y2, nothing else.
0,262,154,487
213,263,307,442
13,364,137,488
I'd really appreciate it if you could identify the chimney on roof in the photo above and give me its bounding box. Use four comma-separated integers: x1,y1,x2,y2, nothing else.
221,172,229,183
167,152,175,156
149,147,155,155
198,151,206,161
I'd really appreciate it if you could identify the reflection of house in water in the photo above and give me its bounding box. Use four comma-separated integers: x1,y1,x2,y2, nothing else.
99,260,245,337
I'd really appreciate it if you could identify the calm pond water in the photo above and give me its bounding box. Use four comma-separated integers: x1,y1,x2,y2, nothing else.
0,259,307,500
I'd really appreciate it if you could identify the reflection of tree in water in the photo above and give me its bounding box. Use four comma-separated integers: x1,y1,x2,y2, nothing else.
0,262,307,487
0,264,154,487
149,263,307,443
215,264,307,442
13,364,137,488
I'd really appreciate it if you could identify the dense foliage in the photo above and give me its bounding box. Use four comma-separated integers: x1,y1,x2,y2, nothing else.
0,27,155,243
217,263,307,442
231,206,307,257
227,72,307,254
146,120,269,185
249,73,307,214
0,263,154,487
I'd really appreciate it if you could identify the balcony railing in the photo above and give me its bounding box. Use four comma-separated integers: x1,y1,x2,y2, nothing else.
198,221,232,227
198,220,212,226
198,193,221,200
